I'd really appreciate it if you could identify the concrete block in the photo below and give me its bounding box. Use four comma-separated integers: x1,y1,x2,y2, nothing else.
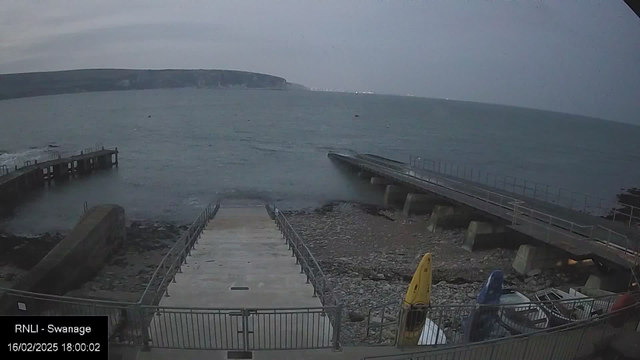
426,205,473,232
584,274,630,293
462,221,508,252
383,185,409,207
512,244,568,275
0,204,126,314
402,193,439,216
357,171,372,179
370,177,393,185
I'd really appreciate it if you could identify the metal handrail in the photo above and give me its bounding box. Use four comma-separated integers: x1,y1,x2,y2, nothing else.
139,202,221,305
267,204,342,350
409,155,639,227
268,204,340,307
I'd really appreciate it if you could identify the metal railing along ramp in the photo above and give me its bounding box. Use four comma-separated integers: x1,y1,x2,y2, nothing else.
145,204,338,351
328,152,640,272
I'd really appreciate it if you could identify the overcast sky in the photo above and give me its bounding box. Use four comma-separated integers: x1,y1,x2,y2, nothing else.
1,0,639,124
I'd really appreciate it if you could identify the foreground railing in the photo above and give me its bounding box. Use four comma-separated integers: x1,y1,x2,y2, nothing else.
144,305,340,350
0,287,147,345
139,202,221,306
365,292,622,347
408,156,639,227
0,287,341,351
363,300,640,360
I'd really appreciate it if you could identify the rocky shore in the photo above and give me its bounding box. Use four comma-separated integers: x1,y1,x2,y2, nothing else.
0,221,187,301
285,201,594,345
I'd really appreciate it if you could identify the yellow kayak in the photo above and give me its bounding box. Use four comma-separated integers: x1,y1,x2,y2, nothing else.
397,253,432,346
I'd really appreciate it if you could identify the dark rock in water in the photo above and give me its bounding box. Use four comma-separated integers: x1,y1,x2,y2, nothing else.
348,311,365,322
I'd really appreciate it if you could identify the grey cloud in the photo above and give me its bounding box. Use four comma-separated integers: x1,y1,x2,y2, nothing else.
0,0,639,124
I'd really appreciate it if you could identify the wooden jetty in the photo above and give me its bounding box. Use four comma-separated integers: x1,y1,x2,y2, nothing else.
0,147,118,213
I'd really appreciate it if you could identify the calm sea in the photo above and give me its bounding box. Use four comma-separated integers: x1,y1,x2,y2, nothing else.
1,89,639,234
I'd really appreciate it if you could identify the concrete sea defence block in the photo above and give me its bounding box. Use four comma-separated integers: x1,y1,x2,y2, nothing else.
426,205,474,232
462,221,508,252
0,204,126,314
370,177,393,185
403,193,440,216
383,185,410,207
358,171,373,179
512,244,568,275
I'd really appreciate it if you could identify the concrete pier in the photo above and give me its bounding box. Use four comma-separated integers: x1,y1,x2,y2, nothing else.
402,193,440,216
328,152,640,273
383,185,409,207
512,244,569,275
357,171,372,179
370,177,393,185
147,206,332,350
584,273,631,293
463,221,509,252
426,205,474,232
0,148,118,214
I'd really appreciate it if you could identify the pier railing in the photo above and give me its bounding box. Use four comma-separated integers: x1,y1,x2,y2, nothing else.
139,202,221,306
362,300,640,360
0,145,111,176
394,158,639,257
408,156,640,227
390,157,640,265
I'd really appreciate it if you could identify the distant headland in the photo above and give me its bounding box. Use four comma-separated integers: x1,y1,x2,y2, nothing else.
0,68,308,101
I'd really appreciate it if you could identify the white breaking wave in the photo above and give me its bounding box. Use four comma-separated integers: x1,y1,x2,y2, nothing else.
0,146,62,170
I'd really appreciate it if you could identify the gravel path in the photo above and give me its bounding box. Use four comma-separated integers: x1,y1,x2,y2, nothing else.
285,201,592,345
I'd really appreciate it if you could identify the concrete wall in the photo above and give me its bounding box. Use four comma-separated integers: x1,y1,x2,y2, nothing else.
0,204,126,314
